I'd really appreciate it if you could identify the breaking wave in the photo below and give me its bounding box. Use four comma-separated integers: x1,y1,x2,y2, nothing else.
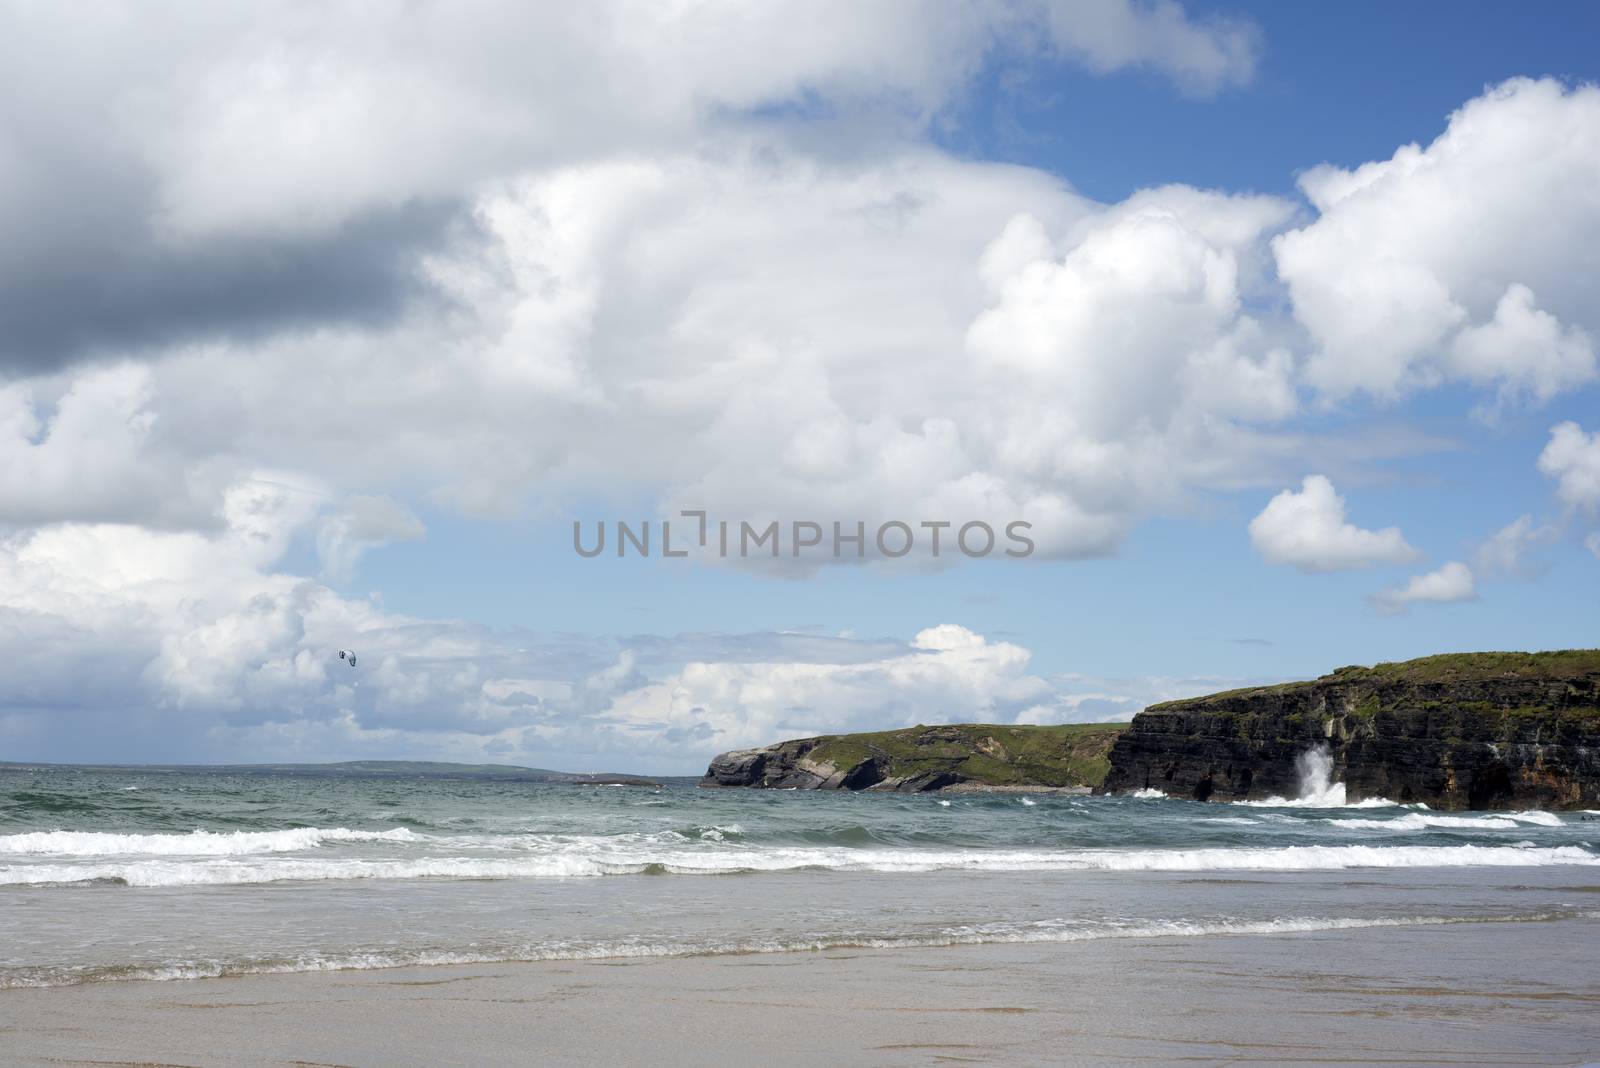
3,843,1594,887
1320,811,1567,832
0,827,418,857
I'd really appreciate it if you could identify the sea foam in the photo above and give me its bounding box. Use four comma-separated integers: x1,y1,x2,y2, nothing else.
1321,811,1567,832
0,827,417,857
1,843,1593,887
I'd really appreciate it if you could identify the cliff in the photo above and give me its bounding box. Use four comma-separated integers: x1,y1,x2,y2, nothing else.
1098,651,1600,810
701,723,1125,792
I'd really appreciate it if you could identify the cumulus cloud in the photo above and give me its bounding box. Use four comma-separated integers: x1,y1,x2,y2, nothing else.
1448,285,1596,414
3,150,1337,565
600,624,1059,757
1275,78,1600,403
0,0,1256,374
0,487,1115,769
1368,561,1477,616
1248,475,1419,572
1538,421,1600,513
0,363,226,528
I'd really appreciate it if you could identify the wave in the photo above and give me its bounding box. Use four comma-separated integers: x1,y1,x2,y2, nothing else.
3,843,1593,887
1233,795,1399,809
3,910,1590,989
0,827,417,857
1320,811,1567,832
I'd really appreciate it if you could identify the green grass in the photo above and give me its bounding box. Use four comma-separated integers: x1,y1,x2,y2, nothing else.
1148,650,1600,713
806,723,1127,788
1354,650,1600,682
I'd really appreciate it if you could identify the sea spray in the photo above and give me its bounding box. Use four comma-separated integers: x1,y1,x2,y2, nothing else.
1234,745,1357,807
1294,744,1346,806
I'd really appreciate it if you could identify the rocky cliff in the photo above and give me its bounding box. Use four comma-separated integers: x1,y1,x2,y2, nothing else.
701,723,1124,792
1098,651,1600,810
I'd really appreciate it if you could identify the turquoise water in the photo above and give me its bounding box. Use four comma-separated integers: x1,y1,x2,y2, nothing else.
3,766,1598,987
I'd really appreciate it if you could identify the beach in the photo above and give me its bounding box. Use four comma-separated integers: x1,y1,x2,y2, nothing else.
6,918,1599,1067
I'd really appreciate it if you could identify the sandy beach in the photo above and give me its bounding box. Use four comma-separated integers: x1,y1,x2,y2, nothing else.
6,918,1598,1067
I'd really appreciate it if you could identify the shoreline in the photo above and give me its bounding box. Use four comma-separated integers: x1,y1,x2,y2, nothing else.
7,918,1598,1067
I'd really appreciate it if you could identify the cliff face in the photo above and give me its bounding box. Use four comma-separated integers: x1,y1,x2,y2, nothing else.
701,723,1124,792
1099,651,1600,810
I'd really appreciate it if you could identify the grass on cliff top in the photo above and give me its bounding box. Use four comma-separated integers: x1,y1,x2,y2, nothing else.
1351,650,1600,681
807,722,1126,788
1146,649,1600,712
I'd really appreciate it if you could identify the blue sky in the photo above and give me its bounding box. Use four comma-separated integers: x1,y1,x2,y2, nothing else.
1,2,1597,771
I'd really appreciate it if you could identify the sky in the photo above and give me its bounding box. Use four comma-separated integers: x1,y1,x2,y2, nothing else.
2,1,1598,774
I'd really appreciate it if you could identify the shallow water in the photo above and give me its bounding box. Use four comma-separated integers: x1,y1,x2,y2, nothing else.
2,765,1597,987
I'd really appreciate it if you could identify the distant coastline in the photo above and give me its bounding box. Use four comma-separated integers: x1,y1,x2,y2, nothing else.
0,760,675,789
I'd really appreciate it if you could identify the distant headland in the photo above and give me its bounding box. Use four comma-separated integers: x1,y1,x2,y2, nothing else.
702,651,1600,810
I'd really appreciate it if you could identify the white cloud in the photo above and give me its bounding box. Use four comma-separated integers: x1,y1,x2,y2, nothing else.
0,1,1254,244
1473,514,1556,579
316,496,426,582
1275,78,1600,403
1248,475,1419,572
1036,0,1258,95
13,150,1328,566
1368,561,1477,616
1447,284,1595,412
600,624,1058,757
1538,421,1600,513
0,364,227,528
0,488,1110,769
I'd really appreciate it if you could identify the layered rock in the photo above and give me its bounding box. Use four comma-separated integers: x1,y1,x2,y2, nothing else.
701,723,1124,792
1099,651,1600,810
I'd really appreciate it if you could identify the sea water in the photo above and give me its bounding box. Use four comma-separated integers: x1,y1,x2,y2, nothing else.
1,764,1597,987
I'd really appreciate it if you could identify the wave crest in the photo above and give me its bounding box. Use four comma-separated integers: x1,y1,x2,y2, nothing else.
0,827,417,857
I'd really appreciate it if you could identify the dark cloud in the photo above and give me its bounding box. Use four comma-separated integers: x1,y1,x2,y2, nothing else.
0,192,475,377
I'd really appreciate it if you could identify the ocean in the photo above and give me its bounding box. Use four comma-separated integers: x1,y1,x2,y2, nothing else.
2,762,1598,990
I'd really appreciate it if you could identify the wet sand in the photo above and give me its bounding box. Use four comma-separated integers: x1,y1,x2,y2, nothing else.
5,918,1599,1067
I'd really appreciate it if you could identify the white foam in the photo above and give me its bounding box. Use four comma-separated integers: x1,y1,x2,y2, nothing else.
3,842,1593,887
0,827,417,857
1234,791,1401,809
1326,810,1568,832
1504,811,1565,827
696,825,742,842
1129,788,1166,799
1020,797,1037,807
